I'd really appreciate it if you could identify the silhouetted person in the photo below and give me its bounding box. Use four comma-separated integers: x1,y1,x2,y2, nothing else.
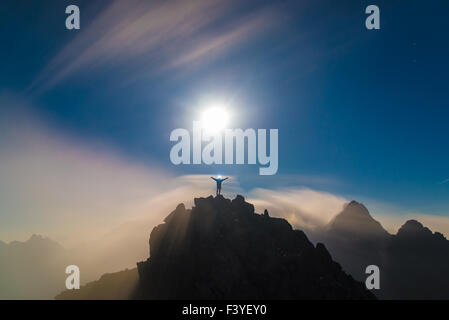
211,176,228,196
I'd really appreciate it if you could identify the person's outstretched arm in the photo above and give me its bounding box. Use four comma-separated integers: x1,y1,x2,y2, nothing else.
223,177,229,181
211,177,217,181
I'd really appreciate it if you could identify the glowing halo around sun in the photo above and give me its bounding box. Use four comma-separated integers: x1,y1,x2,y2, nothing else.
200,105,230,134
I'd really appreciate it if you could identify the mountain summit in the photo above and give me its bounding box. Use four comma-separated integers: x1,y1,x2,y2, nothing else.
385,219,449,298
321,201,390,293
396,219,436,238
135,195,374,299
319,202,449,299
327,201,389,238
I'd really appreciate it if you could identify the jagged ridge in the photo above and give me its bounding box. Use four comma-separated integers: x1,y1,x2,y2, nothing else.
135,195,374,299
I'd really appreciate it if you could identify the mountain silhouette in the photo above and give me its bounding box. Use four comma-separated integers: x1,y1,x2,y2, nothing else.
55,268,138,300
384,219,449,299
133,195,374,299
322,201,391,293
0,234,69,299
316,201,449,299
55,196,449,300
327,201,389,238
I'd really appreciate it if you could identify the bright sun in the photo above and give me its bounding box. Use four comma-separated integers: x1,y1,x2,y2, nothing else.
201,106,230,134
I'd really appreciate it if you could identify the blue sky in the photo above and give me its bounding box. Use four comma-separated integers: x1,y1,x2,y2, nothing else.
1,0,449,227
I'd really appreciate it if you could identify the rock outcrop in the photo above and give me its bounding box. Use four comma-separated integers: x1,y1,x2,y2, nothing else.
135,195,374,299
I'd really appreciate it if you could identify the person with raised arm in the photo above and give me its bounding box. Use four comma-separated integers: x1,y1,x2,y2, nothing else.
210,176,228,196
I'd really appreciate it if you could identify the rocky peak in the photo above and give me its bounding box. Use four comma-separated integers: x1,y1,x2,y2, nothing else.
397,219,435,238
136,195,375,299
328,200,389,238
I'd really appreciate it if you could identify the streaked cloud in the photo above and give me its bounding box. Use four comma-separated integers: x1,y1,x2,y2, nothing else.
30,0,282,93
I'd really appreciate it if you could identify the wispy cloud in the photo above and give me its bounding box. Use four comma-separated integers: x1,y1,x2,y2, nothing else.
440,178,449,185
29,0,282,93
248,187,348,230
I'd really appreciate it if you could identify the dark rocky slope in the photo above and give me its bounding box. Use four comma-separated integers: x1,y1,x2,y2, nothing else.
55,268,138,300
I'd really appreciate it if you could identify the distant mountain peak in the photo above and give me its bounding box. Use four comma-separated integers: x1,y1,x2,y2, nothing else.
27,234,62,246
328,200,389,237
400,219,425,230
397,219,434,238
29,234,45,242
4,234,64,253
342,200,370,216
